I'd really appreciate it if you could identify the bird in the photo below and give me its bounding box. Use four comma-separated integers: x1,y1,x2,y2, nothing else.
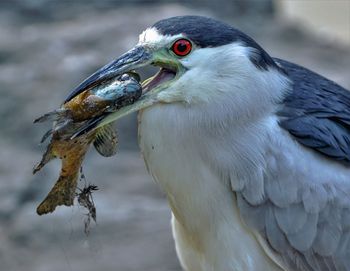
65,16,350,271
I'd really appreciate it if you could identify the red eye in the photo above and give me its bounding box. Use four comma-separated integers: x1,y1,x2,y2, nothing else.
172,39,192,56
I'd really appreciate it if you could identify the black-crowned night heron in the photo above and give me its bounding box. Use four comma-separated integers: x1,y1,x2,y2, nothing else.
66,16,350,271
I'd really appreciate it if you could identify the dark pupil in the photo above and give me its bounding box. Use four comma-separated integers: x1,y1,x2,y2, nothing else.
177,42,187,52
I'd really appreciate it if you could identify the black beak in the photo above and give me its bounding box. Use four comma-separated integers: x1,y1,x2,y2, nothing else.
64,46,152,103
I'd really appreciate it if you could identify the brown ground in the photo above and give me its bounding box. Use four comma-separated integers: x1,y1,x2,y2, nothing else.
0,2,349,271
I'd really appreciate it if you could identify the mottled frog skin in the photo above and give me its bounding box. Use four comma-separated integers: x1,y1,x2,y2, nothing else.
33,73,141,215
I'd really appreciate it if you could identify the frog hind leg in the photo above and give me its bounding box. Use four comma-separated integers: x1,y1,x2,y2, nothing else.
36,172,78,215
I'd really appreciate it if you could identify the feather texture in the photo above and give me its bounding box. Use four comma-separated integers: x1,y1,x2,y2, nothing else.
136,26,350,270
276,59,350,165
233,59,350,271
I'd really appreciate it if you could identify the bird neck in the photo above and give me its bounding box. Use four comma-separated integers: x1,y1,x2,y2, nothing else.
138,99,278,203
138,102,283,270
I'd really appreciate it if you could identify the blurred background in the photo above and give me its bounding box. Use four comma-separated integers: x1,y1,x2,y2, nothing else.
0,1,349,270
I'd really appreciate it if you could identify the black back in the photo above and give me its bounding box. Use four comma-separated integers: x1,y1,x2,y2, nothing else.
276,59,350,165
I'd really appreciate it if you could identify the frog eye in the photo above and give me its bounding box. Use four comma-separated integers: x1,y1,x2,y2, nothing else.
171,39,192,57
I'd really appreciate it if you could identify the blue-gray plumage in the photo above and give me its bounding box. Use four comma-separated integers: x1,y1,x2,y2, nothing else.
276,59,350,165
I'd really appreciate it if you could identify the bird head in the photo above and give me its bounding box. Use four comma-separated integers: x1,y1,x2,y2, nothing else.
65,16,289,129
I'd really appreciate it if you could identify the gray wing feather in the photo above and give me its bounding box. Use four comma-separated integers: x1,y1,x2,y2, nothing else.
237,192,348,271
233,59,350,271
265,206,290,253
274,204,307,235
265,174,299,207
302,186,328,214
286,212,318,252
314,204,342,256
241,167,265,205
236,194,267,231
276,58,350,165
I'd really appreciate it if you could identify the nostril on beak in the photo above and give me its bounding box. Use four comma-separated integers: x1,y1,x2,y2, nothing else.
120,74,131,81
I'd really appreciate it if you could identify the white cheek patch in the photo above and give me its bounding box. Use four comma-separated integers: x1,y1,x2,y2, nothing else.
138,27,183,48
180,42,249,69
158,41,289,106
